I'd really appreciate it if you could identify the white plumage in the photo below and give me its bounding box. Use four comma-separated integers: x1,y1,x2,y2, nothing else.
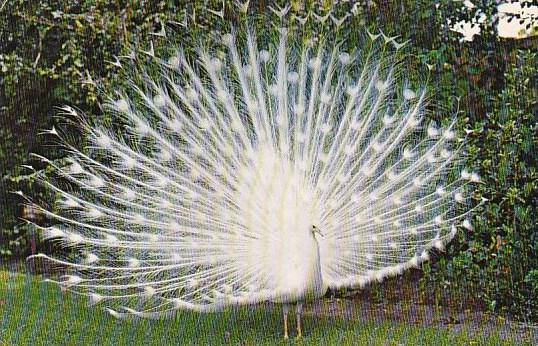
26,25,478,338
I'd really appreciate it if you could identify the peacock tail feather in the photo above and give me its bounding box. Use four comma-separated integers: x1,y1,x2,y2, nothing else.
23,20,480,318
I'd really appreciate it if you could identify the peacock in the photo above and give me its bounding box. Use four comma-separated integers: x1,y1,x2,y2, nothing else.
23,22,480,339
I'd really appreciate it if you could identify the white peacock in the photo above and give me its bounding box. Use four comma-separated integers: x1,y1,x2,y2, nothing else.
26,25,479,339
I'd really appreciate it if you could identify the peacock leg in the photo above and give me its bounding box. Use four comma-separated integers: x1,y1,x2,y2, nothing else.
283,303,289,339
296,302,303,338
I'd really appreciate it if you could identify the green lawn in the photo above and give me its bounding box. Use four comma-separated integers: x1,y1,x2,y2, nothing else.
0,270,530,345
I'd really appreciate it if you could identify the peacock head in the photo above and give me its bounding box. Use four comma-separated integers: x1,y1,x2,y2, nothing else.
311,225,324,239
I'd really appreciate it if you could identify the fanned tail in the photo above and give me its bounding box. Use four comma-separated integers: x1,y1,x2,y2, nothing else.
27,24,480,317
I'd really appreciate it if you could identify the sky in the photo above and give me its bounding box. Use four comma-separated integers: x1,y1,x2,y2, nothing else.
450,1,538,41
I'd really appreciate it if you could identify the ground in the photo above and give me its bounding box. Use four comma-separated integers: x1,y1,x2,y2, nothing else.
0,265,536,345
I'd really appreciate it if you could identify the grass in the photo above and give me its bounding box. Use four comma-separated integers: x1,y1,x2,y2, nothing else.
0,270,531,346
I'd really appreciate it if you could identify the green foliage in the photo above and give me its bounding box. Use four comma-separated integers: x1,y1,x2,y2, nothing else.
427,47,538,320
0,0,200,257
526,269,538,296
0,0,536,321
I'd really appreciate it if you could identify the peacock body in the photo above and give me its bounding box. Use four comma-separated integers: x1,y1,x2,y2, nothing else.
26,23,479,337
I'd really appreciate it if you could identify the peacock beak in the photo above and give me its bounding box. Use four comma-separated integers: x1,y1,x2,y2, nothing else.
312,226,324,237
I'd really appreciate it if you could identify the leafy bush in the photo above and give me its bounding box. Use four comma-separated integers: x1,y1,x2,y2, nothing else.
526,270,538,296
429,48,538,320
0,0,196,257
